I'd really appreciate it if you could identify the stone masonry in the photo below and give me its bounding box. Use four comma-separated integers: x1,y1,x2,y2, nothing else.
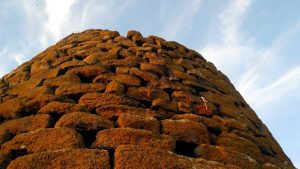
0,29,295,169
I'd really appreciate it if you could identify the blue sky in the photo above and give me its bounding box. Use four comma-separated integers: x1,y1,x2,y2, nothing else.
0,0,299,167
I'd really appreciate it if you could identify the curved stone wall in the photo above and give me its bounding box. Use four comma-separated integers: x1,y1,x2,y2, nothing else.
0,29,294,168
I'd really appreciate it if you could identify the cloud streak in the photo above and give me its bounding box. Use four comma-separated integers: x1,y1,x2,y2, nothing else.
161,0,203,40
200,0,253,82
219,0,251,45
237,20,300,97
247,65,300,108
68,0,136,31
199,0,300,111
199,0,300,166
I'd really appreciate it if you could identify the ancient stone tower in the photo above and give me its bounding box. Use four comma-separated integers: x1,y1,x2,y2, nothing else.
0,29,294,169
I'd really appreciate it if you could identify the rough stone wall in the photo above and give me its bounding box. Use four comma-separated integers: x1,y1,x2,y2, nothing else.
0,29,294,169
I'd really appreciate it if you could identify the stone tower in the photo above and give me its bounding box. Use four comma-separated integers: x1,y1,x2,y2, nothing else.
0,29,294,169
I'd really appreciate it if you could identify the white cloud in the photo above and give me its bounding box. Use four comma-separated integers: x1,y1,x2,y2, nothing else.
21,0,136,49
201,43,255,80
201,0,253,82
219,0,251,45
44,0,77,41
0,0,77,77
12,53,26,65
20,0,78,53
162,0,203,39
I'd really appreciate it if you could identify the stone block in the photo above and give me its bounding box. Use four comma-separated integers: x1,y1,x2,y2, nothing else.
55,83,106,97
105,80,124,95
113,74,141,86
129,67,158,82
171,114,203,123
92,73,115,84
0,98,26,119
117,113,160,134
79,93,142,110
195,144,261,169
38,101,87,115
95,105,159,120
92,128,175,151
66,65,108,80
2,127,84,154
24,94,74,113
43,73,81,87
7,149,110,169
114,145,239,169
162,119,210,144
0,114,52,136
140,63,166,76
217,132,264,163
55,112,113,132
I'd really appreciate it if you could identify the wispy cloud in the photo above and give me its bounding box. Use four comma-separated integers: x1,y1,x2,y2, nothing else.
161,0,203,39
218,0,251,45
199,1,299,166
199,0,300,109
75,0,135,30
237,21,300,97
200,0,253,82
247,66,300,108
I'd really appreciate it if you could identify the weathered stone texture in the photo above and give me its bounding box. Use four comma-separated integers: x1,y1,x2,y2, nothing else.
7,149,110,169
114,145,239,169
0,29,294,168
92,128,175,151
1,127,84,154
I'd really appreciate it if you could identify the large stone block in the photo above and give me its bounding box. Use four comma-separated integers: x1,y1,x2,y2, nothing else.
38,101,87,115
0,114,52,136
55,83,106,97
195,144,261,169
1,127,84,154
162,119,210,145
7,149,110,169
114,145,239,169
217,132,264,163
55,112,113,132
24,94,74,113
0,98,26,119
92,128,175,151
79,93,142,110
117,113,160,134
95,105,160,120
